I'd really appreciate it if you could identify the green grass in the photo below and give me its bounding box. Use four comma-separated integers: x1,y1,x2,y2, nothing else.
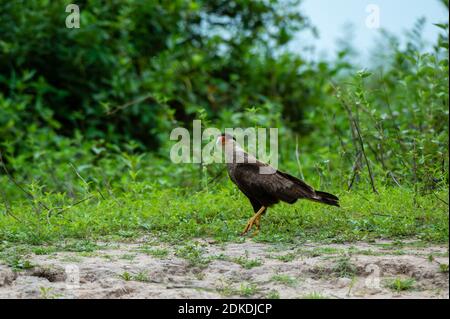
332,256,357,278
217,281,260,297
32,246,57,255
232,255,263,269
271,274,298,287
119,271,133,281
238,283,260,297
175,242,210,267
266,290,280,299
39,287,62,299
139,247,170,259
133,271,150,282
439,263,449,273
7,257,34,271
272,253,296,262
0,184,448,246
118,271,150,282
302,292,328,299
386,278,416,292
119,254,136,261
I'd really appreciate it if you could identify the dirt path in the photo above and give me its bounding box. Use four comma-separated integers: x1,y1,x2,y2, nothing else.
0,238,448,299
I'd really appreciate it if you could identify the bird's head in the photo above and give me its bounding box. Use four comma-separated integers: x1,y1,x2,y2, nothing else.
216,133,236,147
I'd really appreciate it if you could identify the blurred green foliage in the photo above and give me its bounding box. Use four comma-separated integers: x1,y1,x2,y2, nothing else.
0,0,321,150
0,1,448,245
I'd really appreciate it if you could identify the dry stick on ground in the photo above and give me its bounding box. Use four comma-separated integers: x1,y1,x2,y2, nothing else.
331,83,378,194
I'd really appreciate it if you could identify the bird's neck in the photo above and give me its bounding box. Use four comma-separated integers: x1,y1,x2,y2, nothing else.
224,143,256,164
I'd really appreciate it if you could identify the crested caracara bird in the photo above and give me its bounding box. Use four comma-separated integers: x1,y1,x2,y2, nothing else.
217,133,339,235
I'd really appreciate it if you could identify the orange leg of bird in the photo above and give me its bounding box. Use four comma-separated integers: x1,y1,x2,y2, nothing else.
241,206,266,236
251,214,262,237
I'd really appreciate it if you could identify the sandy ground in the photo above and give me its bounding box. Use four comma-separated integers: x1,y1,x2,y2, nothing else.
0,238,448,299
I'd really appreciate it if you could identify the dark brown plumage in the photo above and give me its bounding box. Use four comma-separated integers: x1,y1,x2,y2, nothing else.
217,133,339,235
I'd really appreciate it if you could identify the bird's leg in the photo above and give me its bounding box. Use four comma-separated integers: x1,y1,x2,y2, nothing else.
251,214,263,237
242,206,266,236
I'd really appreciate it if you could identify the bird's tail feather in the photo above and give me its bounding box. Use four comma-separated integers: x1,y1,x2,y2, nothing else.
311,191,340,207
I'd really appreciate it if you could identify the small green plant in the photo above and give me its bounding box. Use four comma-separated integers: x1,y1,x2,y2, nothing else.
8,257,34,271
32,246,56,255
133,271,150,282
119,254,136,261
141,248,169,259
233,253,263,269
217,282,235,297
117,230,137,238
274,253,296,262
333,256,357,278
439,264,449,273
61,241,97,253
266,290,280,299
39,287,62,299
238,283,259,297
175,242,210,267
217,281,260,297
387,278,415,292
302,292,328,299
119,271,132,281
271,274,297,287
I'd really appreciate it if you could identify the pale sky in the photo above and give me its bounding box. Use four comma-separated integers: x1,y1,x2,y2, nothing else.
291,0,448,63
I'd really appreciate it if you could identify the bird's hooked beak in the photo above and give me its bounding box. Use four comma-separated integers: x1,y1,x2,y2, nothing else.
216,134,232,146
217,134,236,146
216,135,225,146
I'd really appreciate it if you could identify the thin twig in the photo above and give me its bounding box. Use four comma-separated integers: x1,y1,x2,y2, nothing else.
348,151,362,191
69,162,88,186
69,161,106,200
105,93,155,116
295,135,305,180
209,168,226,185
331,82,378,194
0,187,11,215
433,192,449,205
412,140,419,207
388,171,402,187
52,195,95,216
0,152,50,211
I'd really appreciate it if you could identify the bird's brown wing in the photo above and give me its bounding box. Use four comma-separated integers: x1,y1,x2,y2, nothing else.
231,162,316,206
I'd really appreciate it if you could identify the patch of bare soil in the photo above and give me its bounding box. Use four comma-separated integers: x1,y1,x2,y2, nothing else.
0,239,448,299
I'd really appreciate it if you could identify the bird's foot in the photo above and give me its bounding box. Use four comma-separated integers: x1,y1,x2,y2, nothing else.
241,206,265,236
241,219,255,236
250,228,260,237
241,215,259,236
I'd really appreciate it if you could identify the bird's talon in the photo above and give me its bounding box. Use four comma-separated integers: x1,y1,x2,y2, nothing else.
241,206,265,236
241,217,256,236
